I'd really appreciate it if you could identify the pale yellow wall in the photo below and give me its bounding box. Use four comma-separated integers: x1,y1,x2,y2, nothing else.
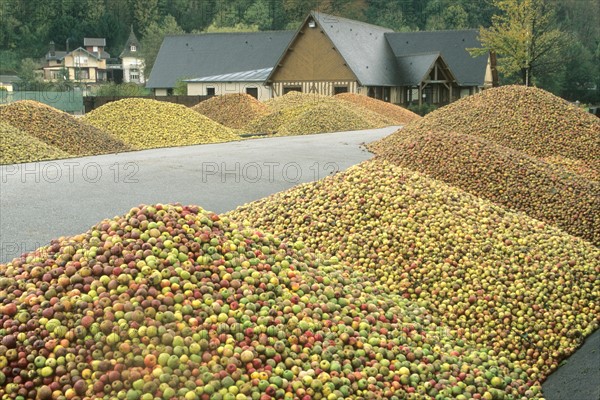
484,55,493,88
154,88,168,96
63,50,106,82
390,87,402,104
271,20,356,82
64,52,106,69
272,81,358,97
187,82,272,101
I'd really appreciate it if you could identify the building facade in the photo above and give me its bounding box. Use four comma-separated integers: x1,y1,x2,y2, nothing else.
120,28,145,84
148,11,497,105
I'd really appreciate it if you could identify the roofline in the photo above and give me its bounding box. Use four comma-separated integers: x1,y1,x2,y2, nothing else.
184,68,272,82
311,10,395,33
265,11,361,85
414,53,440,85
66,47,103,60
162,30,292,39
396,52,457,86
425,53,456,83
185,79,266,83
385,28,479,36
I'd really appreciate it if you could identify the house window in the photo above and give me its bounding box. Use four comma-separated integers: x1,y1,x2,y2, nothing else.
283,86,302,94
334,86,348,94
246,87,258,99
74,56,88,65
207,87,215,96
76,68,89,80
129,69,139,82
131,45,136,52
93,46,98,52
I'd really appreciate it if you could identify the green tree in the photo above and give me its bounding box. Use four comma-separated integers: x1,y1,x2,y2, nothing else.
93,82,149,96
204,22,259,33
133,0,160,30
17,58,41,87
470,0,569,86
140,15,184,77
365,1,414,31
243,0,272,31
425,1,469,30
173,77,190,95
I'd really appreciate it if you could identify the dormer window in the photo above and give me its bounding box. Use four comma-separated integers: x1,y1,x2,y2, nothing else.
131,45,136,52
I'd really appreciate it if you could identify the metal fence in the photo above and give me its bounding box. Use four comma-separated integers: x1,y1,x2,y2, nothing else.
0,89,85,114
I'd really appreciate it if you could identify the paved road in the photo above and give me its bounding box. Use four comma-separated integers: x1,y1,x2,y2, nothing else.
543,328,600,400
0,124,597,399
0,126,396,263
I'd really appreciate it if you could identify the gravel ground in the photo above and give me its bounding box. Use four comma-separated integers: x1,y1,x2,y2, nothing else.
0,124,597,398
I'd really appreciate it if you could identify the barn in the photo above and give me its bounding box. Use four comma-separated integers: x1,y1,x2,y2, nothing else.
147,11,497,106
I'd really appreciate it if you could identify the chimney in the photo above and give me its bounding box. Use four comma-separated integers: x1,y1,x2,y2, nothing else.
49,41,55,57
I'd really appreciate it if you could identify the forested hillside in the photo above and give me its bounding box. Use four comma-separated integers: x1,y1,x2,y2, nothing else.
1,0,598,100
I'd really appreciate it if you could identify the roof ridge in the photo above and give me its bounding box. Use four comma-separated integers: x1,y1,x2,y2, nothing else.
311,10,394,32
386,29,479,35
68,46,102,60
396,51,441,58
164,30,293,38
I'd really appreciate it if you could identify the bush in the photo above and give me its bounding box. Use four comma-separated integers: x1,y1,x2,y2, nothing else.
92,83,150,97
407,103,439,116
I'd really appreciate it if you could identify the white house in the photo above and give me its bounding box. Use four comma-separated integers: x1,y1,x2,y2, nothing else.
119,28,145,84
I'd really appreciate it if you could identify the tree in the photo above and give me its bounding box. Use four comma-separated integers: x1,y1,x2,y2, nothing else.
173,77,189,95
365,1,414,31
140,15,184,77
243,0,272,30
133,0,160,30
470,0,569,86
425,1,469,30
204,23,259,33
17,58,41,88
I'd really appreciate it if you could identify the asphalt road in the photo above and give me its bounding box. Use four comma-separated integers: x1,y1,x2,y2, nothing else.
0,126,396,263
0,125,597,399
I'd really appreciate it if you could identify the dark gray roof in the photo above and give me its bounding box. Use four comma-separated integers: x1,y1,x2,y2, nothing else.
120,28,141,58
312,11,400,86
395,52,457,86
45,51,68,62
385,30,488,86
185,68,273,83
84,38,106,47
0,75,20,83
395,53,440,86
147,31,294,89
